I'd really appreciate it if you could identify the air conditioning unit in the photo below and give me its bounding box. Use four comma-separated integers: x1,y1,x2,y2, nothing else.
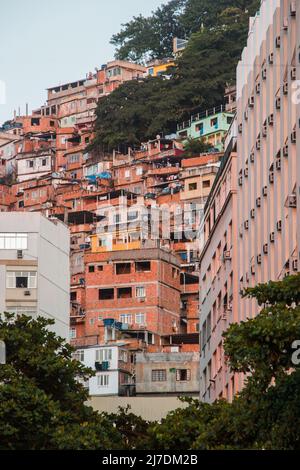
17,250,23,259
263,186,268,197
276,97,281,109
283,82,288,95
238,123,243,134
251,265,255,275
276,159,281,171
268,113,274,125
292,259,298,271
256,197,261,207
290,1,296,16
223,250,231,261
269,171,274,183
256,138,261,150
244,220,249,230
283,17,288,30
263,243,269,254
270,232,275,243
257,254,262,264
250,151,255,163
268,53,274,64
283,145,289,157
291,130,296,143
291,67,297,80
244,109,249,120
244,167,249,177
277,220,282,231
275,35,281,48
262,68,267,80
24,290,31,296
238,176,243,186
248,95,255,107
256,82,261,94
250,208,255,219
262,125,267,137
287,195,297,208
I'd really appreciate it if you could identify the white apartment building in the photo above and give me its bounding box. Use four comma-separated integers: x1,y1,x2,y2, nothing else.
0,212,70,338
73,343,133,396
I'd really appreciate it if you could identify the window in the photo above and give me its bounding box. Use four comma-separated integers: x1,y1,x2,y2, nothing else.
227,116,233,125
127,211,138,221
99,288,114,300
120,314,133,324
88,265,95,273
119,350,128,362
203,180,211,189
210,117,218,128
89,318,95,326
189,182,197,191
31,117,40,126
136,167,143,176
172,268,179,279
6,271,37,289
152,370,167,382
125,170,130,178
135,261,151,272
26,160,34,168
113,214,121,224
69,153,80,164
70,291,77,301
73,350,84,362
176,369,191,381
196,122,204,135
98,237,107,247
96,348,112,362
97,374,109,387
97,265,104,271
136,286,145,298
69,328,76,339
115,263,131,275
117,287,132,299
40,158,48,166
0,233,27,249
6,306,37,316
135,313,146,325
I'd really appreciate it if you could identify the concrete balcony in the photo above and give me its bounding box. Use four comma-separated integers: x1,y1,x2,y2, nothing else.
148,166,180,177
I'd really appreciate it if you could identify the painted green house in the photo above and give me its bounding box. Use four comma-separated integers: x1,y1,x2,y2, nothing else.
177,105,234,151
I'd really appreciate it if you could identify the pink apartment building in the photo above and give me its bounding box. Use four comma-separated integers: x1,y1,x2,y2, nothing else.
199,0,300,402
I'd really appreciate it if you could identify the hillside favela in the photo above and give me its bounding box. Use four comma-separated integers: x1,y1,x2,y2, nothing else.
1,0,300,454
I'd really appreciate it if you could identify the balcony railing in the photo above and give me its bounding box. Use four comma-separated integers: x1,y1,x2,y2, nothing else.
177,104,227,131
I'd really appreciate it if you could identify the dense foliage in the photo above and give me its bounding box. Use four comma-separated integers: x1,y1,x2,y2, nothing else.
111,0,260,63
0,314,123,450
91,0,260,152
1,274,300,449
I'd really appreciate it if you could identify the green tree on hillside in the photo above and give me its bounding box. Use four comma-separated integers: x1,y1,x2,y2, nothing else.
111,0,260,62
91,4,255,152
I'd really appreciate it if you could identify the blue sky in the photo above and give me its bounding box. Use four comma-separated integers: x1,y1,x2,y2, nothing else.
0,0,166,124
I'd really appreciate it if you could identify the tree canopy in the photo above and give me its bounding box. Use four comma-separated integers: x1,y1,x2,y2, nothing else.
111,0,260,63
2,275,300,449
91,1,260,153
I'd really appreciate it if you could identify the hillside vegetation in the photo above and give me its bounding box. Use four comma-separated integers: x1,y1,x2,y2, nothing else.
91,0,260,153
